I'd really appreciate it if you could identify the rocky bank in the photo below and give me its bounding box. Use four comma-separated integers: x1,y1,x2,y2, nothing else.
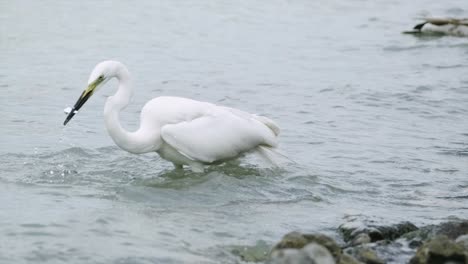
230,218,468,264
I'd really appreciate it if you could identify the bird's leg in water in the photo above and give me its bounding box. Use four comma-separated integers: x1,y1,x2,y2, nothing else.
189,162,205,173
173,163,183,170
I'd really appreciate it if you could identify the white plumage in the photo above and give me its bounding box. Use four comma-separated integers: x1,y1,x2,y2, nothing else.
64,61,280,172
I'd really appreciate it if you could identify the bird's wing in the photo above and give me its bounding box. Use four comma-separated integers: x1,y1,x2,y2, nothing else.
161,112,277,163
423,17,468,26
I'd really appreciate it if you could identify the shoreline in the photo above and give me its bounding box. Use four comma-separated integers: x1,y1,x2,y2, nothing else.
231,217,468,263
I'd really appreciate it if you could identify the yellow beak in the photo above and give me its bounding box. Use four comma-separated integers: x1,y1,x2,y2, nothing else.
63,78,103,126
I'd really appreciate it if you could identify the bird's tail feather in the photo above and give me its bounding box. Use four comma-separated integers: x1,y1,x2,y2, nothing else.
253,115,280,136
255,146,295,167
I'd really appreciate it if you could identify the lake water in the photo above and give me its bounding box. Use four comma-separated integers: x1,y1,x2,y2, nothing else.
1,0,467,263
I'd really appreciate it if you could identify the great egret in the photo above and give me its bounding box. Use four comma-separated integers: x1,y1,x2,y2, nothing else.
404,17,468,37
63,61,280,172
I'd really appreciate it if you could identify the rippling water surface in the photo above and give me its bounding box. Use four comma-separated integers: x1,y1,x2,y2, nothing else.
1,0,467,263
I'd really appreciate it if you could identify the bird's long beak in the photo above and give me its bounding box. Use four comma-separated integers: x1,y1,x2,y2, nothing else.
63,79,101,126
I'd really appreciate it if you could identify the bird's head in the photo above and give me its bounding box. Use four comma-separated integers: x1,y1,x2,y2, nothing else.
63,61,123,126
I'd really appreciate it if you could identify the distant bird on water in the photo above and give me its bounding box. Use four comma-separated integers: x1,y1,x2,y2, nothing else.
404,17,468,37
63,61,280,172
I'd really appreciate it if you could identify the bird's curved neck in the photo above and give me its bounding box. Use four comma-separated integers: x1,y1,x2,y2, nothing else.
111,67,132,110
103,68,157,154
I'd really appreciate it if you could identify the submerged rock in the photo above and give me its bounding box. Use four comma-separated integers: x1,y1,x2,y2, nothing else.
404,219,468,243
409,235,468,264
339,219,418,245
435,220,468,240
360,239,417,264
230,240,271,262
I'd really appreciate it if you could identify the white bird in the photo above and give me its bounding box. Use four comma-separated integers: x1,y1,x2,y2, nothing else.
63,61,280,172
404,17,468,37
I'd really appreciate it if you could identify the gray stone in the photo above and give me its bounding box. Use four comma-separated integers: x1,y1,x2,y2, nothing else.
339,253,364,264
270,248,310,264
273,232,310,250
271,232,342,262
230,240,271,262
302,243,336,264
456,234,468,251
354,247,385,264
436,221,468,240
409,235,467,264
303,234,342,261
404,220,468,242
350,233,371,246
340,221,418,243
269,243,335,264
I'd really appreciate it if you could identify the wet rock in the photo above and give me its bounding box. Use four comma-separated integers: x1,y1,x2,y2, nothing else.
302,234,342,261
269,248,307,264
301,243,336,264
409,235,468,264
230,240,271,262
339,218,417,244
436,220,468,239
304,243,336,264
408,239,423,249
350,233,371,247
339,253,363,264
361,239,416,264
404,220,468,242
268,219,468,264
272,232,342,261
269,243,335,264
270,231,365,264
456,234,468,250
351,247,385,264
273,232,310,250
339,217,365,243
403,226,433,242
